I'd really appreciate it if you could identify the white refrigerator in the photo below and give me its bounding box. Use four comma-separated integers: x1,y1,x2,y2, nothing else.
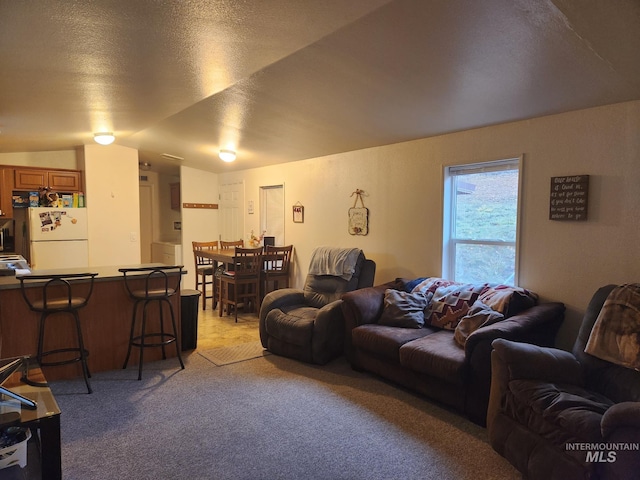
28,207,89,270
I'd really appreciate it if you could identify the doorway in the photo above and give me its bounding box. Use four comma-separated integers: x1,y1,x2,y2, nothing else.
260,184,284,245
139,184,153,263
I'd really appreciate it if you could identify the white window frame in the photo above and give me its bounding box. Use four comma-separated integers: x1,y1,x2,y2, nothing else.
442,156,523,286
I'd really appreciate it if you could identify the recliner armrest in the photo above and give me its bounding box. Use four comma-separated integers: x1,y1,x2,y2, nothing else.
602,402,640,436
260,288,305,318
259,288,306,346
491,338,584,385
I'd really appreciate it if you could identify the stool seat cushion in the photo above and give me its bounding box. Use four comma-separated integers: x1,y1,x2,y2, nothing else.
33,297,87,310
132,288,176,299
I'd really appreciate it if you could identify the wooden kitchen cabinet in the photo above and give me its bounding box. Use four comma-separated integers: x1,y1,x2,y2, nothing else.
14,167,82,192
0,168,13,218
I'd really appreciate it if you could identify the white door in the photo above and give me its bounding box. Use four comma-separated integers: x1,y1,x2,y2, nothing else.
260,185,284,245
219,181,244,243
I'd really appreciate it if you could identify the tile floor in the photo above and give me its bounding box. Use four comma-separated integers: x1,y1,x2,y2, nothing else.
195,297,261,350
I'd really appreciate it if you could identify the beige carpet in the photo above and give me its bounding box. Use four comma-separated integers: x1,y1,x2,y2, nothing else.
198,341,271,366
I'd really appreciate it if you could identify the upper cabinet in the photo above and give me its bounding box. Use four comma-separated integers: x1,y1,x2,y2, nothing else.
0,169,12,218
14,168,82,192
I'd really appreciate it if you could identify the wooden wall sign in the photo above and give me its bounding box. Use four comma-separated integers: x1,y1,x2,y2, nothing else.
182,203,218,209
549,175,589,221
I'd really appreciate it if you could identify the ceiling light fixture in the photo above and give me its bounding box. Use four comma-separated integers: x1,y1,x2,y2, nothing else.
219,149,236,162
139,162,152,171
94,132,115,145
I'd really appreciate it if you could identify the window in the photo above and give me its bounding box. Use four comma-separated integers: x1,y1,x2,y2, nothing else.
442,157,522,285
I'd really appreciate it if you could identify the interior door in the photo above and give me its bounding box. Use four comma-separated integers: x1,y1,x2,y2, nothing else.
219,181,244,243
260,184,284,245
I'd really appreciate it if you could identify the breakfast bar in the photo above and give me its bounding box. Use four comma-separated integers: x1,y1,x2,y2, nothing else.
0,264,183,381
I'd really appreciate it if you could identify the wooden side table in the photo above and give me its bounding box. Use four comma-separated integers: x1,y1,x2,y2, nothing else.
1,358,61,480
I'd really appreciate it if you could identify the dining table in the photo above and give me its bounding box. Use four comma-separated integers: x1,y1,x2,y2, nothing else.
195,248,286,301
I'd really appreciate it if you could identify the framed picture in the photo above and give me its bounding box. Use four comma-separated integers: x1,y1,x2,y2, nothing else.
293,204,304,223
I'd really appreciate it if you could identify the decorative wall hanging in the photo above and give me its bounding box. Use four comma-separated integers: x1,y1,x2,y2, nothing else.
549,175,589,221
293,202,304,223
348,189,369,235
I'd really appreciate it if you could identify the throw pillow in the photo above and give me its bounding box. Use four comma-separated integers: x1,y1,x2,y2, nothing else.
478,284,538,317
425,283,488,330
379,289,432,329
454,300,505,347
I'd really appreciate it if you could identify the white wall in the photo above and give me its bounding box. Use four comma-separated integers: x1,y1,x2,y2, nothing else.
180,165,219,291
0,151,78,170
80,144,141,266
218,101,640,349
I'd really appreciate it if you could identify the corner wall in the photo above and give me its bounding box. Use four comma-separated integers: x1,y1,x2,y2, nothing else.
218,101,640,349
81,144,141,266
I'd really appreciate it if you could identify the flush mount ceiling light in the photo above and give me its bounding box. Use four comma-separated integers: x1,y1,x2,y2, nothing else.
219,149,236,162
139,162,152,171
94,132,115,145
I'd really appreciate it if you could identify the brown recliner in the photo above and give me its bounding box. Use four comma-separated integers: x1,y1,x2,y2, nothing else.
259,248,375,364
488,284,640,480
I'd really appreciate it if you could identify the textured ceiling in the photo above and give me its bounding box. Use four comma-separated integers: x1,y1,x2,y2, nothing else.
1,0,639,174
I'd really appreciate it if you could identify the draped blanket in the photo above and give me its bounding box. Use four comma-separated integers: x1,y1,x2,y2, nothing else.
308,247,361,281
585,283,640,371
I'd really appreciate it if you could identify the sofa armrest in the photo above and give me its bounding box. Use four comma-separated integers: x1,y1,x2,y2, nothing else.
465,302,566,355
491,338,584,384
259,288,305,346
341,282,395,328
341,281,398,363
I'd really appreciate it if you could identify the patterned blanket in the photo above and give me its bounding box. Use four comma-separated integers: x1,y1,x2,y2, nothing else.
585,283,640,371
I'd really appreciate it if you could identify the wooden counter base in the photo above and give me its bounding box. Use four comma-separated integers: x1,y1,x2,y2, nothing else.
0,267,182,381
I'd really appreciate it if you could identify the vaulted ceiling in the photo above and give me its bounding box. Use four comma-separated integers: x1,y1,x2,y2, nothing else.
1,0,639,174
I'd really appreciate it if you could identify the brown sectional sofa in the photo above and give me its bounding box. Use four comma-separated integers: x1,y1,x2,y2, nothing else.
341,278,565,426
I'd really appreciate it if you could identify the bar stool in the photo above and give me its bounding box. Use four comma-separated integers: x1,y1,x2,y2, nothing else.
18,272,98,394
192,240,218,310
119,266,185,380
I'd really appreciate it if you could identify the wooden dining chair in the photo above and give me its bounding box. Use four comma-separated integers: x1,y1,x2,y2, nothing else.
262,244,293,299
192,241,219,310
220,239,244,250
218,247,263,322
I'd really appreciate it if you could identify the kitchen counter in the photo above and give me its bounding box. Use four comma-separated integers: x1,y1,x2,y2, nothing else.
0,264,186,381
0,263,174,290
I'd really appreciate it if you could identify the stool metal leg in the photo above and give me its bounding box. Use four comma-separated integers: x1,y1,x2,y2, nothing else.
122,300,141,371
72,311,92,394
166,298,185,371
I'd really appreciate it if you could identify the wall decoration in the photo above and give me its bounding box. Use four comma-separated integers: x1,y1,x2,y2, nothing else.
549,175,589,221
293,202,304,223
348,189,369,235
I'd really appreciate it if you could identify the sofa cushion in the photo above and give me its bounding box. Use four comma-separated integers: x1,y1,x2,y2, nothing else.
379,289,432,329
478,284,538,317
264,306,317,347
454,300,504,347
352,324,436,362
399,331,466,384
425,283,488,330
504,379,614,449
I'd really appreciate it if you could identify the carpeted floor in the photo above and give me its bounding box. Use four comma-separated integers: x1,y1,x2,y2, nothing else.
49,352,520,480
198,341,271,366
